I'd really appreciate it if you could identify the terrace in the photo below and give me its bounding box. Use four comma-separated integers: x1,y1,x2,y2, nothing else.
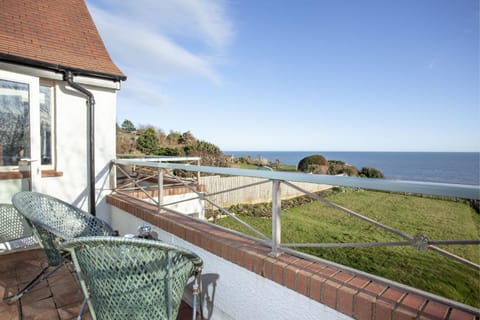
0,249,197,319
1,157,479,319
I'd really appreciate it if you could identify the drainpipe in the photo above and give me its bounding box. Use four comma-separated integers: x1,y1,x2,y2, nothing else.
63,71,96,216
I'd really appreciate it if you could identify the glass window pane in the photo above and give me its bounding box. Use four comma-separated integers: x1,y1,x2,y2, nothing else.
0,79,30,167
40,85,52,165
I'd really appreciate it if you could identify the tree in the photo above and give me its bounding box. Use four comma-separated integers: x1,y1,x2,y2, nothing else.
166,130,182,145
179,131,196,144
184,140,226,166
136,127,159,154
120,119,136,133
297,154,329,174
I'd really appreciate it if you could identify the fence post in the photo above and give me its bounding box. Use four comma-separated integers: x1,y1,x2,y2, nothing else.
270,179,282,257
158,168,163,213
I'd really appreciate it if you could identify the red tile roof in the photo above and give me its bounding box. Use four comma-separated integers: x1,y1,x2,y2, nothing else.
0,0,125,81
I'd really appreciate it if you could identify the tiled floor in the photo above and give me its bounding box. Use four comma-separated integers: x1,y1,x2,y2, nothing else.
0,249,197,320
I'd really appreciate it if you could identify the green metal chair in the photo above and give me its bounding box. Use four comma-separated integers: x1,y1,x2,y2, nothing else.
12,191,114,240
61,236,203,320
10,191,115,310
0,203,36,247
0,203,45,303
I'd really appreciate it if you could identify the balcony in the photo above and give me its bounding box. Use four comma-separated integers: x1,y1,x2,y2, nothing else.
1,157,479,319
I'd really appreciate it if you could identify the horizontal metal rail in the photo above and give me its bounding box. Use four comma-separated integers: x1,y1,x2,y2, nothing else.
112,159,480,200
283,239,480,248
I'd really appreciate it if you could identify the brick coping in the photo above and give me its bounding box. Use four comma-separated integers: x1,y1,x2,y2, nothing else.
107,194,479,320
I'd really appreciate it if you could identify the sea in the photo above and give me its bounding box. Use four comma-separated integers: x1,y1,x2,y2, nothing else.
224,151,480,186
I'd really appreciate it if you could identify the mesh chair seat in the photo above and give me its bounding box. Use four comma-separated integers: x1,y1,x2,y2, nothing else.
61,236,203,320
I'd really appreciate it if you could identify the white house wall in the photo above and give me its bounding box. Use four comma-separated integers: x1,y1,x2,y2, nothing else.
0,180,22,203
38,81,117,212
0,63,119,211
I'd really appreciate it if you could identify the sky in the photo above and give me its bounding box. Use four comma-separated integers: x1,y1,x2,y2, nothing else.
86,0,479,152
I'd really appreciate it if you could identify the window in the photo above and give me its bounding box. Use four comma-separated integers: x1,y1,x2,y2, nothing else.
40,84,53,166
0,79,55,169
0,79,30,167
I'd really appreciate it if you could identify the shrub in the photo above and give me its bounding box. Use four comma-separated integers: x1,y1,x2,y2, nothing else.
156,147,183,156
469,199,479,213
298,155,328,173
136,127,159,154
328,160,359,176
360,167,384,179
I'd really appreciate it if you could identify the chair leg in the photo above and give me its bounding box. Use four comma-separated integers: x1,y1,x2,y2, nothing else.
7,264,63,304
192,273,202,320
77,298,88,320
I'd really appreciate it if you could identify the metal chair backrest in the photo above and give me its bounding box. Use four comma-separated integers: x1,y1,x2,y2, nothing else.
12,191,113,239
61,236,203,320
0,203,33,243
12,191,114,266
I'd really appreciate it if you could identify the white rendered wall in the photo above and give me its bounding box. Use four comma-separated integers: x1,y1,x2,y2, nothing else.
108,206,353,320
162,193,205,219
0,180,23,203
0,65,118,211
36,81,117,212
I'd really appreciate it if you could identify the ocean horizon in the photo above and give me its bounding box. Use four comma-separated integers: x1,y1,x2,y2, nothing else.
224,151,480,186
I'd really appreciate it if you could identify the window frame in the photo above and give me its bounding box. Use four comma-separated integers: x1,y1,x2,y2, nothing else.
39,80,56,170
0,71,59,178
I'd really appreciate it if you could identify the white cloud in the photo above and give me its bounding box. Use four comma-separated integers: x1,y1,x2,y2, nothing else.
119,77,169,107
87,0,233,83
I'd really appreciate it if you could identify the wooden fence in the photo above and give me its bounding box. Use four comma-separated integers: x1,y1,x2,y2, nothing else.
199,175,331,208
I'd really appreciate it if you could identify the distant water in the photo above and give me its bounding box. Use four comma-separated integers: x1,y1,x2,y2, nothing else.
225,151,480,186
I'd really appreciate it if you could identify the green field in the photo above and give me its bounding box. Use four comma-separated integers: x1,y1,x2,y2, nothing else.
214,189,480,307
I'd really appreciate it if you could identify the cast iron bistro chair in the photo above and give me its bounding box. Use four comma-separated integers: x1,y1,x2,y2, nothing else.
10,191,115,310
0,203,43,303
61,236,203,320
0,203,36,248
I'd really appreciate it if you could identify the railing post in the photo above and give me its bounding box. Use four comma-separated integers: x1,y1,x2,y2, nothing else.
270,179,282,257
110,162,117,191
199,192,206,220
197,159,201,183
158,168,164,213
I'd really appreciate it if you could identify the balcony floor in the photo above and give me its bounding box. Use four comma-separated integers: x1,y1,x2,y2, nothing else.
0,249,198,320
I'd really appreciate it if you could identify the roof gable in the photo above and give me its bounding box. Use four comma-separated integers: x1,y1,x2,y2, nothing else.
0,0,125,81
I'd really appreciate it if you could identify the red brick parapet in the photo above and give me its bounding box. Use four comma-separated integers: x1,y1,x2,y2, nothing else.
107,194,479,320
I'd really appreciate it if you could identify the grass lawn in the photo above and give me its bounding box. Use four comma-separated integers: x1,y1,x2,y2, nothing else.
214,189,480,307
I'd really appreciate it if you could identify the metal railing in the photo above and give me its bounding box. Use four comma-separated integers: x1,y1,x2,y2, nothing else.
112,157,479,267
111,157,480,314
